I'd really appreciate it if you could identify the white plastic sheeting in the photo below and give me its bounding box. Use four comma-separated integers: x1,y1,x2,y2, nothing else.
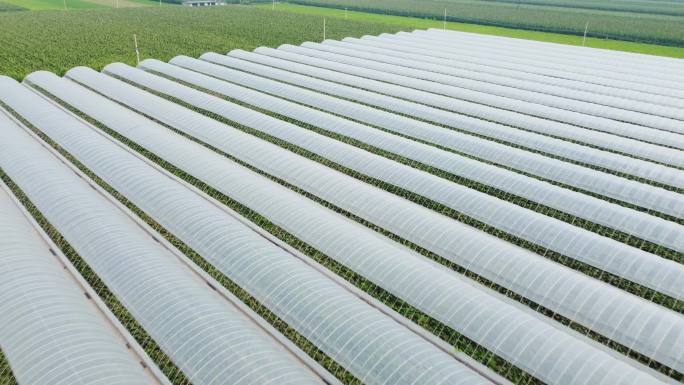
320,35,684,112
125,56,684,299
22,69,674,385
409,29,684,91
141,57,684,254
223,49,684,175
296,38,684,121
355,33,684,98
419,29,684,70
416,29,684,86
198,52,684,219
0,169,164,385
0,77,328,385
13,73,494,385
47,66,684,376
264,45,684,148
340,34,684,108
219,49,684,186
282,42,684,135
402,31,684,90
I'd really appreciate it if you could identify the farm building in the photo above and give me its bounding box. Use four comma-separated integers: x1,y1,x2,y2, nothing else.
182,0,221,6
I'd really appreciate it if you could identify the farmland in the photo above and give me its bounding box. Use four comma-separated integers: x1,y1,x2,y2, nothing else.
0,0,168,10
286,0,684,46
482,0,684,16
478,0,684,16
0,6,401,80
0,2,26,11
263,3,684,57
1,2,684,385
2,2,684,81
1,0,108,10
2,25,684,385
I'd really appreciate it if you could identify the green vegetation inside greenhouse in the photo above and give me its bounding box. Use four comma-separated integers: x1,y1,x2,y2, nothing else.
0,347,17,385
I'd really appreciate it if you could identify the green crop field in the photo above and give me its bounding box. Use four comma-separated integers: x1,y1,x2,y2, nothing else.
1,0,107,10
284,0,684,46
0,6,401,80
480,0,684,16
261,3,684,57
0,0,171,10
0,2,27,11
2,2,683,82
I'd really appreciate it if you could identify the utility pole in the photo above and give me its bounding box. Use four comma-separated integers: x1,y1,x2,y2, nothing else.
272,0,274,10
443,8,447,30
345,7,347,19
582,21,589,46
134,34,140,65
63,0,67,10
323,18,326,40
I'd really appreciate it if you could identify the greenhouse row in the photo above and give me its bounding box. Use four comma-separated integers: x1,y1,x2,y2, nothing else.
0,29,682,385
